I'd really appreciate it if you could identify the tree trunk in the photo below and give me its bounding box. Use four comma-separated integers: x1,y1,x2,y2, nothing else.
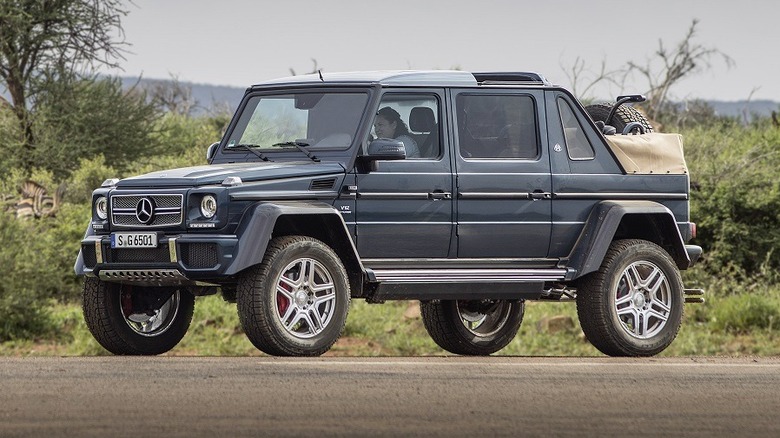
5,73,36,171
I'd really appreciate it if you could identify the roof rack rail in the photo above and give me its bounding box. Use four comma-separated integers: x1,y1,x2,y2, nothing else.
472,72,549,85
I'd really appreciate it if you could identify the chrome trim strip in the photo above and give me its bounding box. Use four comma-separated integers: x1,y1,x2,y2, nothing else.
357,221,452,225
458,221,550,225
363,258,555,264
554,192,688,200
458,192,530,199
113,209,180,215
457,172,550,176
372,268,567,284
357,192,431,200
230,191,339,201
364,172,451,176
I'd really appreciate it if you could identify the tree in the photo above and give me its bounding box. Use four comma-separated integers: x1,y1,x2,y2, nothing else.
26,75,158,178
626,19,734,121
0,0,127,151
561,20,733,123
561,56,626,104
145,74,198,116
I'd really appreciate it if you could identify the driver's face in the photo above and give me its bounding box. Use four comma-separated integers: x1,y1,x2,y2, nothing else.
374,116,396,139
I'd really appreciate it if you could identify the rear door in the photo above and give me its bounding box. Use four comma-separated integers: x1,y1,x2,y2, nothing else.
452,89,552,258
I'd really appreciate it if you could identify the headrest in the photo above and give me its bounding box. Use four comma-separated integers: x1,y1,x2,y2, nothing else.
409,107,435,132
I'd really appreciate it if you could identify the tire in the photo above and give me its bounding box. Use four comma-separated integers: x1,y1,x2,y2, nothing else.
421,299,524,355
237,236,350,356
586,102,654,134
576,239,684,357
82,277,194,355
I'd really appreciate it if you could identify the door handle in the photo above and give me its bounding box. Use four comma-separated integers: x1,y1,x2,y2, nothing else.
529,190,552,200
429,191,452,200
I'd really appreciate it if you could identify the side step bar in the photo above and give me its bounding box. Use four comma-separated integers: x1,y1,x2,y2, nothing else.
371,268,568,284
684,288,706,304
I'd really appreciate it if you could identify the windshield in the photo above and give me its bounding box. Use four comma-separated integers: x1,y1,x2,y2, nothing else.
225,91,369,151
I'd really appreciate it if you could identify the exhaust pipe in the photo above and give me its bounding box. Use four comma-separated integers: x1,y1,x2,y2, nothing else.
684,288,705,304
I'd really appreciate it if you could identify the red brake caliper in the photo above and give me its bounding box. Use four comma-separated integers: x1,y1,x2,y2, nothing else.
277,278,290,316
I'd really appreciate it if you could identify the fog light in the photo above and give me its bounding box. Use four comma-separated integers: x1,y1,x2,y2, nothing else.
200,195,217,218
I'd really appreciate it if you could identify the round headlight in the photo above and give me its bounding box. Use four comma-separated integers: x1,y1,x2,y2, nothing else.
200,195,217,219
95,196,108,220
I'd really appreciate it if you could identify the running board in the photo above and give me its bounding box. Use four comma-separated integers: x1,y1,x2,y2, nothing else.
367,268,568,301
370,268,568,284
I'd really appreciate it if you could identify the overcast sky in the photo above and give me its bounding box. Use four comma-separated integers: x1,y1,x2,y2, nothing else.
104,0,780,101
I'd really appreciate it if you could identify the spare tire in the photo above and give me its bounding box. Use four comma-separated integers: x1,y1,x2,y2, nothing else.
586,102,654,134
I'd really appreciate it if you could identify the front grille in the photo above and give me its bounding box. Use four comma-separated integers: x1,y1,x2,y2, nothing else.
111,194,183,228
105,243,171,263
82,245,97,268
181,243,219,269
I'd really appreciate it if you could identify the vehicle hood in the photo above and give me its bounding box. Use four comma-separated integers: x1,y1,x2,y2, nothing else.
116,161,346,188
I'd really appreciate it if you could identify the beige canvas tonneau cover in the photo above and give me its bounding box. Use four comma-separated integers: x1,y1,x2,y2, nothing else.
603,133,688,174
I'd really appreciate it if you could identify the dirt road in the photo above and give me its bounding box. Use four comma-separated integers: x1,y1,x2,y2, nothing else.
1,357,778,437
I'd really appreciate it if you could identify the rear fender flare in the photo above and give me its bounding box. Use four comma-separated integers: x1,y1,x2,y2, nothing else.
566,200,689,279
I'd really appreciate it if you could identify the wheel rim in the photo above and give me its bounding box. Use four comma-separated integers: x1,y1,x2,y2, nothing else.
121,288,180,337
274,257,336,339
614,261,672,339
456,300,512,337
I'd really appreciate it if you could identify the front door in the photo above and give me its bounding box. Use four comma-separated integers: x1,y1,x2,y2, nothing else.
355,90,454,259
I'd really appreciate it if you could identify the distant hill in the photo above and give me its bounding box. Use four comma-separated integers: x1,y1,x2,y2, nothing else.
119,77,246,115
707,100,778,119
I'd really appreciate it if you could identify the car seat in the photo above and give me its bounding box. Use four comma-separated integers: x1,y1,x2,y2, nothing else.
409,107,438,158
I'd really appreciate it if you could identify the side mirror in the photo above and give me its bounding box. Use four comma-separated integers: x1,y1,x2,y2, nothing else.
366,138,406,161
206,142,219,162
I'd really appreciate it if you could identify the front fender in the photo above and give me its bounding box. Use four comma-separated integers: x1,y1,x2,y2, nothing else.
225,201,362,276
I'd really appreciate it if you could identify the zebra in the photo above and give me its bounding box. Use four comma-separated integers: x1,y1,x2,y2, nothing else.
14,180,66,219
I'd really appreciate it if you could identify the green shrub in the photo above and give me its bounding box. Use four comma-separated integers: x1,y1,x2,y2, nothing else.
65,155,118,204
710,292,780,334
123,113,225,176
0,185,89,340
685,119,780,277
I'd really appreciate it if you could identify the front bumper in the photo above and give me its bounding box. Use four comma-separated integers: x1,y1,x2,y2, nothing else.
78,233,239,286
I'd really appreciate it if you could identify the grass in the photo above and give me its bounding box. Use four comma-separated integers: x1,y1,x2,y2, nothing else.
2,286,779,357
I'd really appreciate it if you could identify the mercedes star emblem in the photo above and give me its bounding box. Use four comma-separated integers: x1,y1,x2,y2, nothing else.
135,197,155,224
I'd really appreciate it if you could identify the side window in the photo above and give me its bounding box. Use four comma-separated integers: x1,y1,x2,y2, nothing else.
456,94,538,159
558,98,595,160
369,94,441,159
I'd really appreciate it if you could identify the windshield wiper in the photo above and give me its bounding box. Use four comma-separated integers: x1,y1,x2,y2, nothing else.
226,144,271,161
272,141,320,162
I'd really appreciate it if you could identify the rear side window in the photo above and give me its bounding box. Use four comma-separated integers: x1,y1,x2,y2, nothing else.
558,99,595,160
456,94,539,159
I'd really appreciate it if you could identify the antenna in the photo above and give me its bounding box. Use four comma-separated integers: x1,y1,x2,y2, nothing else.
318,69,324,82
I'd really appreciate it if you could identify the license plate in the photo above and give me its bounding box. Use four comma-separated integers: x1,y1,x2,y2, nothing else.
111,232,158,248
